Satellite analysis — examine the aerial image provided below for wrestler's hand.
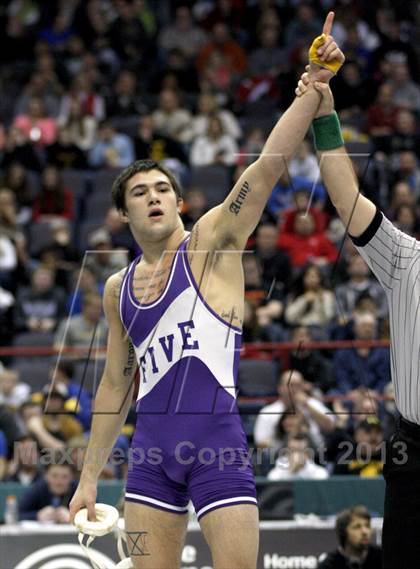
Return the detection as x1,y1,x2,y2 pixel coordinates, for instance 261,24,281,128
69,480,97,524
295,72,334,118
308,11,345,84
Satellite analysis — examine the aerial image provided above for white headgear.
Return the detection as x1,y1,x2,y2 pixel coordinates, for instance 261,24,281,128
74,504,133,569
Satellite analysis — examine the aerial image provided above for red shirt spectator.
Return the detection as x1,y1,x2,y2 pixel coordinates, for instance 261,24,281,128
196,22,247,75
32,166,74,222
367,83,399,136
278,213,338,268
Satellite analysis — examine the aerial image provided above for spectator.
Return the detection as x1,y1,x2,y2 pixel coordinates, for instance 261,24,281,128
14,266,67,333
108,0,152,65
134,115,188,165
32,165,74,222
158,5,208,60
5,435,43,485
0,368,31,410
273,407,313,451
254,222,291,296
21,390,83,453
0,402,26,459
392,151,420,200
190,114,238,167
242,298,286,343
18,452,77,522
237,127,265,167
192,93,242,141
248,25,286,78
54,292,107,350
334,417,384,477
278,212,338,270
288,141,320,183
285,264,336,333
267,172,326,221
288,326,334,393
281,188,328,235
318,505,382,568
0,188,28,292
332,312,391,396
85,228,127,285
386,180,416,221
66,267,104,316
374,109,420,159
47,126,88,169
333,62,370,120
389,61,420,112
13,97,58,147
2,162,38,225
41,384,84,442
48,361,92,431
253,369,334,450
152,89,193,144
267,433,329,480
196,22,247,76
39,12,74,51
106,70,148,118
58,72,105,125
37,221,80,291
243,253,284,326
103,207,136,256
335,254,388,321
59,97,97,152
284,4,320,49
181,188,209,232
394,204,418,237
366,83,399,136
0,428,8,479
2,126,43,172
89,121,135,168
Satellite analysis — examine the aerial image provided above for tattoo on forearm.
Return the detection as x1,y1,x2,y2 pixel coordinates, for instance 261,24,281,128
123,342,136,376
229,180,251,215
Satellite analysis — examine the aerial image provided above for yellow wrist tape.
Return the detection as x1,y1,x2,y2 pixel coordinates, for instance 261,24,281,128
308,34,343,74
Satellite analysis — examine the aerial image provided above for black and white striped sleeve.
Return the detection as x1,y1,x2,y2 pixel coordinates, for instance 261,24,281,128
349,208,418,292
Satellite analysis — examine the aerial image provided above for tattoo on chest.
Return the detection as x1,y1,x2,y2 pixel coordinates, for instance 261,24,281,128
229,180,251,215
132,266,171,301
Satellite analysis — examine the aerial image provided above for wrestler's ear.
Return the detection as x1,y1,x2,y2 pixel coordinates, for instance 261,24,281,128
177,197,184,214
119,208,130,224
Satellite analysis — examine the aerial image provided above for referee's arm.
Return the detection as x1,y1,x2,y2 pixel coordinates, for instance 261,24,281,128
315,134,376,240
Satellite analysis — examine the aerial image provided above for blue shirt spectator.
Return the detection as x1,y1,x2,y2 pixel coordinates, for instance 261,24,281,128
89,122,135,168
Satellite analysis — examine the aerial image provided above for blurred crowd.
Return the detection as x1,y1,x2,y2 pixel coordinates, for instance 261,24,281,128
0,0,419,521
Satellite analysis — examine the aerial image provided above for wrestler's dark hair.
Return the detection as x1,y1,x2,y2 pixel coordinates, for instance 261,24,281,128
336,506,371,547
111,159,183,212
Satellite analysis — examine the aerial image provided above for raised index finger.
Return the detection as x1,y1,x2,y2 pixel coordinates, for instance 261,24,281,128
322,11,335,36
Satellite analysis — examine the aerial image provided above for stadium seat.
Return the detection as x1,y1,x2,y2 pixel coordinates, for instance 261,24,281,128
28,222,54,256
91,169,124,196
12,358,52,392
77,219,103,254
237,359,278,396
189,165,231,208
13,332,55,348
84,192,113,222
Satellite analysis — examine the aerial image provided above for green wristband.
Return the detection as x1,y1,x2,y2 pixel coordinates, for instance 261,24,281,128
312,111,344,151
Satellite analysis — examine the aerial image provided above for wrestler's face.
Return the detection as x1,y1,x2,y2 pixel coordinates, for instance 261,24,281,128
123,169,183,240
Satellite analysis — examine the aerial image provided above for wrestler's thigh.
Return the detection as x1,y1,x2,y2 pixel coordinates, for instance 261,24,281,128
199,504,259,569
124,501,188,569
